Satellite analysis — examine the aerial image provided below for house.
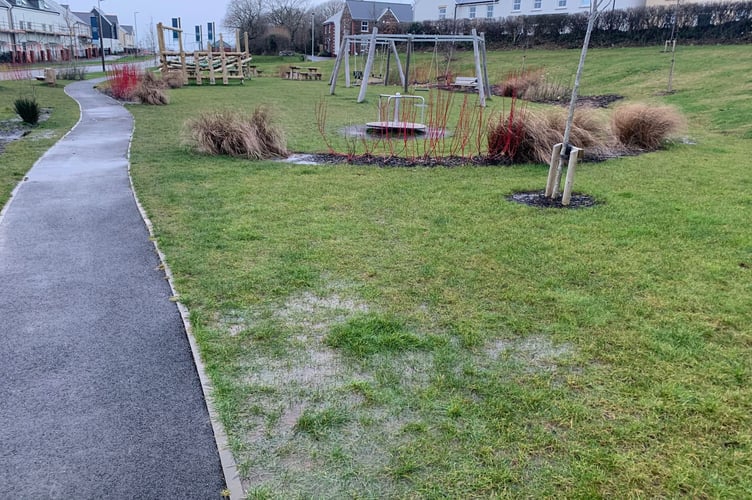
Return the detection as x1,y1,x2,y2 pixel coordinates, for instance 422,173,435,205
61,5,94,58
323,1,413,56
0,0,80,62
76,6,121,55
119,24,134,53
413,0,646,22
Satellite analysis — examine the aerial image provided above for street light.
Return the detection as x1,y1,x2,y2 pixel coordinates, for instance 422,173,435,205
134,11,139,56
97,0,105,71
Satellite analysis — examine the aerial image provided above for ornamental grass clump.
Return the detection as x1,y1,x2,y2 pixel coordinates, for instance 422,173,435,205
14,96,40,125
185,107,288,159
163,70,186,89
132,72,169,105
489,106,613,164
611,103,684,150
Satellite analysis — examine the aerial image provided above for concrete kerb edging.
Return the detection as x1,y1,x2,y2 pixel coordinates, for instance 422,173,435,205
125,116,246,498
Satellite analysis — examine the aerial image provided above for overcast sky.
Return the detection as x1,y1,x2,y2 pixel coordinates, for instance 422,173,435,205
61,0,250,51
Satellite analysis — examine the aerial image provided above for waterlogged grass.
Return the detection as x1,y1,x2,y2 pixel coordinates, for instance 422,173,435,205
0,80,79,207
128,45,752,497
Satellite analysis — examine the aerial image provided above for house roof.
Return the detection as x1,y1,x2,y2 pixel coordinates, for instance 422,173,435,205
7,0,60,11
71,11,91,24
346,1,413,23
120,24,133,35
105,14,119,25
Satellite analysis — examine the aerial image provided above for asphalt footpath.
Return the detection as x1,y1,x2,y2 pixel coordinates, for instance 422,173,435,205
0,80,228,497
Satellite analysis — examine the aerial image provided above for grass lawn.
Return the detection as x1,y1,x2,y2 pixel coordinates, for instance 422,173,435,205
7,44,750,497
0,80,80,208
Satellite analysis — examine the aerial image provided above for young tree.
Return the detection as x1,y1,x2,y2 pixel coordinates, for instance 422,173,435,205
545,0,614,203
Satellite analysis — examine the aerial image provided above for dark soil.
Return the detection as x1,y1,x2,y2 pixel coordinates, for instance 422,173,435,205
296,153,511,168
507,190,597,209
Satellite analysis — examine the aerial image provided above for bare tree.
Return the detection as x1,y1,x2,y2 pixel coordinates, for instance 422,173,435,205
314,0,344,21
267,0,312,52
223,0,268,44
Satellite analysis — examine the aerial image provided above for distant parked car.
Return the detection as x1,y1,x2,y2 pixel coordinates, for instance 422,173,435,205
278,50,295,57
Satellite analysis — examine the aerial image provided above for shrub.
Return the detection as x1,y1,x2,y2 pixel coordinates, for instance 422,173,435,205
611,103,684,150
107,63,141,100
488,98,527,161
184,107,288,159
132,73,169,105
499,69,571,102
14,97,40,125
163,69,186,89
488,105,614,164
57,65,86,81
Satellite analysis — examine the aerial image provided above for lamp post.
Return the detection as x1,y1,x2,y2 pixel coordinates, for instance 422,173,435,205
97,0,105,71
311,12,315,59
134,11,139,56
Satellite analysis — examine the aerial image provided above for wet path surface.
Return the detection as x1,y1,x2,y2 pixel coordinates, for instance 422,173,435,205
0,80,226,498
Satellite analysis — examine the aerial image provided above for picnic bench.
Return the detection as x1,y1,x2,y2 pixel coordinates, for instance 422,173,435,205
452,76,478,89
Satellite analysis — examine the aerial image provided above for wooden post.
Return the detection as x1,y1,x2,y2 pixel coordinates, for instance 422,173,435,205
208,42,215,85
471,29,486,107
357,28,378,103
545,143,564,198
177,27,187,82
561,147,583,206
194,51,202,85
235,29,240,54
220,34,228,85
156,23,168,75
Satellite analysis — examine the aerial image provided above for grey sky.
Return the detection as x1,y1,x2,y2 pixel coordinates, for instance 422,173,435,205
61,0,249,51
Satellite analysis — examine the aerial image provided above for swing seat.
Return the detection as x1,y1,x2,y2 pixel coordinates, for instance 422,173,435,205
353,70,363,80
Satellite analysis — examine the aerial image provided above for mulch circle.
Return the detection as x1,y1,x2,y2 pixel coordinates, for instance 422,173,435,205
507,190,597,209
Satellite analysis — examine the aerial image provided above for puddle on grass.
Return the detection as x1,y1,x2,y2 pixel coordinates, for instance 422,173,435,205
486,334,574,372
342,124,450,140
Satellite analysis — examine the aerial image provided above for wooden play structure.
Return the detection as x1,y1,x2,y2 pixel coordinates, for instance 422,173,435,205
157,23,254,85
329,28,492,107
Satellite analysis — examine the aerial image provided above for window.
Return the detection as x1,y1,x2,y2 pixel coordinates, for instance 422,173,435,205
581,0,591,6
534,0,542,8
361,21,369,32
487,5,494,17
513,0,521,10
469,6,476,18
558,0,567,6
439,6,447,20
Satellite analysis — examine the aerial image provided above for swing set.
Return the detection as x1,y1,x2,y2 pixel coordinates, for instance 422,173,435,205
329,28,492,107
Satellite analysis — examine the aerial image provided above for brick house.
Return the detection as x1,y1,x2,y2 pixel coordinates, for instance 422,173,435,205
323,1,413,56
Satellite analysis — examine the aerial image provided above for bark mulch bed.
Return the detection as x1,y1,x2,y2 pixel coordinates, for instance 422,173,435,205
507,190,597,209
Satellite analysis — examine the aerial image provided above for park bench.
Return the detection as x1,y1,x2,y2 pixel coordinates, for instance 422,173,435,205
452,76,478,89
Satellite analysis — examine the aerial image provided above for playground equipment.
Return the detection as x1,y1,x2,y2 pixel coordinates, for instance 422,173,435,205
157,23,254,85
366,93,427,134
329,28,491,107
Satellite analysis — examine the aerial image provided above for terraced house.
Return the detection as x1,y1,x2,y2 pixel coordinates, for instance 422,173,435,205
0,0,78,62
